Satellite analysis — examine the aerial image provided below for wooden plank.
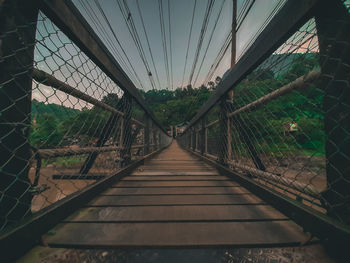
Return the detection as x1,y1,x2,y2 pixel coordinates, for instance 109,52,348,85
145,159,205,162
139,166,216,171
131,171,220,176
87,194,263,206
144,160,210,163
113,181,240,187
103,186,249,195
65,205,287,222
44,221,307,247
121,176,230,181
136,167,217,171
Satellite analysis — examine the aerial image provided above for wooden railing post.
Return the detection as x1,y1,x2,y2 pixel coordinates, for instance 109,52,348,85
201,118,206,155
191,129,195,151
227,116,232,160
0,0,39,222
218,98,232,165
187,132,190,148
144,115,150,155
119,118,124,148
205,125,208,154
152,126,157,152
315,0,350,223
158,131,162,149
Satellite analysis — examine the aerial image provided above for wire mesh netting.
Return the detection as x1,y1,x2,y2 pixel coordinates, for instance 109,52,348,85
0,9,171,232
179,3,350,225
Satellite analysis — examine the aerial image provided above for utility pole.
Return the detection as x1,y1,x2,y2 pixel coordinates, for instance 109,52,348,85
228,0,237,100
219,0,237,165
231,0,237,69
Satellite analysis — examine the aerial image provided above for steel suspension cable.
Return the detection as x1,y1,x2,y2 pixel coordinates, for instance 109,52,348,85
115,0,157,90
180,0,197,88
79,0,145,90
158,0,171,90
187,0,215,86
136,0,162,89
168,0,174,90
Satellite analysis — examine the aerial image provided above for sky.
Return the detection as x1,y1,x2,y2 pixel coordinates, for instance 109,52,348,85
69,0,288,91
34,0,321,111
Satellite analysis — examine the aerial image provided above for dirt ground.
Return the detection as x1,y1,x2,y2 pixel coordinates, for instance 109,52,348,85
29,166,100,212
17,244,338,263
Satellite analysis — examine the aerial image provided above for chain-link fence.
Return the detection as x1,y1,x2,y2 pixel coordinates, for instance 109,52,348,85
0,2,171,232
179,0,350,226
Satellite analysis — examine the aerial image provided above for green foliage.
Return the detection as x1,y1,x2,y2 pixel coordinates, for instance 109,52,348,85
101,93,119,108
139,85,213,127
30,102,109,148
229,53,325,157
42,155,86,168
29,53,325,158
31,100,79,121
63,108,109,139
30,113,65,148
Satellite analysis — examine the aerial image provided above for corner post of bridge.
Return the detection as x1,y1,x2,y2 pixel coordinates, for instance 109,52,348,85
152,124,157,152
191,127,196,151
201,118,206,155
315,0,350,223
144,114,150,155
158,130,162,149
218,95,233,166
0,0,39,222
189,129,192,150
119,117,124,154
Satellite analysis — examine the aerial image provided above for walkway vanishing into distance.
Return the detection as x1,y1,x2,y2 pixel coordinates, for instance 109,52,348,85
18,141,334,262
42,142,306,247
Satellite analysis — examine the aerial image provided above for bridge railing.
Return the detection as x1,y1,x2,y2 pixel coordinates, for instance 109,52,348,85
178,0,350,245
0,0,171,234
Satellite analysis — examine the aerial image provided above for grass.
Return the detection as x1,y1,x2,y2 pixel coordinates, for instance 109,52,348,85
42,155,87,168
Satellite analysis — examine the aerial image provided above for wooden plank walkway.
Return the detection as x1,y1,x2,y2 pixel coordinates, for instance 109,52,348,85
44,141,307,248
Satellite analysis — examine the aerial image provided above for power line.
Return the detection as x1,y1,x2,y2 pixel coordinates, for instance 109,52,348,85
181,0,197,89
135,0,162,89
183,0,253,122
168,0,173,90
78,0,145,90
158,0,170,90
88,0,146,90
203,0,254,85
237,0,285,60
187,0,215,86
193,0,227,88
115,0,157,90
237,0,255,31
183,0,222,122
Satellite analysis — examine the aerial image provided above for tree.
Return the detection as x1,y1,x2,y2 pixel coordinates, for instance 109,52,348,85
30,113,64,148
101,93,120,108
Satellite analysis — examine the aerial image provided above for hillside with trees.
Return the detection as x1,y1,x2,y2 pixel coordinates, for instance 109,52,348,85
30,53,324,156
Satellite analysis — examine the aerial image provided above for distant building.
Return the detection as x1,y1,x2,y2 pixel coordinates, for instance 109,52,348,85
175,122,190,137
283,122,298,135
